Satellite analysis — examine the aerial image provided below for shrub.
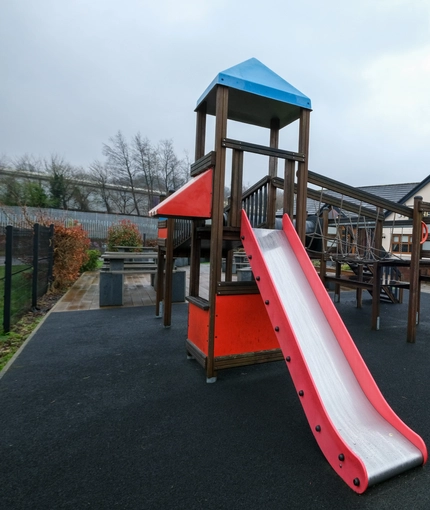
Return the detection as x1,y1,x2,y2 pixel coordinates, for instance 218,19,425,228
107,220,143,251
80,249,101,272
3,208,92,290
145,238,158,248
52,222,90,289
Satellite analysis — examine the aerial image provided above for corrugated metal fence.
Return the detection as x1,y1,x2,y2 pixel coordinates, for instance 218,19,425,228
0,207,158,248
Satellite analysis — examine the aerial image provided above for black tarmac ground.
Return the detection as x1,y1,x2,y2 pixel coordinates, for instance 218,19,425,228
1,292,430,509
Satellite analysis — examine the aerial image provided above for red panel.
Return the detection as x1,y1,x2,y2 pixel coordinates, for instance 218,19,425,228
187,302,209,355
149,169,213,219
214,294,280,356
158,227,167,239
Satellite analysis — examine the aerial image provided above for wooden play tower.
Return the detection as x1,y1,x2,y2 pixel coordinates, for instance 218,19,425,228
147,59,430,493
150,58,312,381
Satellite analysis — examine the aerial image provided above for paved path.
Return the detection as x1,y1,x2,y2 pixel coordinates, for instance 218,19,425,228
53,264,212,312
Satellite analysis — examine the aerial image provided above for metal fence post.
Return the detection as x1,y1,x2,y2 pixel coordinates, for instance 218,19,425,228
48,224,54,286
3,225,13,333
32,223,40,308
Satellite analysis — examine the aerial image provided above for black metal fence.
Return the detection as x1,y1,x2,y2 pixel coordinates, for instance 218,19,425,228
1,223,54,333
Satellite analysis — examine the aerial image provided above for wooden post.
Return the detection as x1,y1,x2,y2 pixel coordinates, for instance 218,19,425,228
225,250,234,282
155,193,167,317
407,196,423,343
230,149,244,228
374,208,384,259
283,159,295,221
195,105,206,158
320,209,328,287
371,261,381,330
156,250,165,317
224,148,244,283
356,264,363,309
296,109,311,244
207,85,228,382
334,260,341,302
267,118,279,229
189,224,201,297
189,106,207,298
163,216,175,327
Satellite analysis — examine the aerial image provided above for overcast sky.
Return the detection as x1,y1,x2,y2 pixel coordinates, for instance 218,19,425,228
1,0,429,188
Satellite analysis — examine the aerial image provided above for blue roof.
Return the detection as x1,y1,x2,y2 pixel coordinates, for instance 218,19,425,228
196,58,312,129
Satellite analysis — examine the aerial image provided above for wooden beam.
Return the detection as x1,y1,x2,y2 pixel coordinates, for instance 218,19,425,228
272,176,382,220
296,109,311,243
308,171,413,218
283,160,295,220
267,118,279,229
190,151,216,177
222,138,305,161
195,105,206,161
207,85,229,382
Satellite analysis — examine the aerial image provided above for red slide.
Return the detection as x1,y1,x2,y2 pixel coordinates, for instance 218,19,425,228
240,210,427,493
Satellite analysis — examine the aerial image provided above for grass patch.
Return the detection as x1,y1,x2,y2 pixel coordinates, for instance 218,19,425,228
0,289,67,372
0,320,42,371
0,265,33,329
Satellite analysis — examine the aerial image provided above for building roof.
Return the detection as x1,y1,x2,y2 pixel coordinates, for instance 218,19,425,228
358,182,419,205
195,58,312,129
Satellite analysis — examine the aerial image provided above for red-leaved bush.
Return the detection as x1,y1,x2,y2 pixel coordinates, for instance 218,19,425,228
52,221,90,289
107,220,143,251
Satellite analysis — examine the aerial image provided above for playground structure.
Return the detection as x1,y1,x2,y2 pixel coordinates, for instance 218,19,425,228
149,58,428,492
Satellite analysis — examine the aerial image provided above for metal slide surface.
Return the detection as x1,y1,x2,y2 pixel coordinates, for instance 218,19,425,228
240,211,427,493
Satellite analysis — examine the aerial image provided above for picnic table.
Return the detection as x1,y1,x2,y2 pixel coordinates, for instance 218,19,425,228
99,251,186,307
99,251,159,306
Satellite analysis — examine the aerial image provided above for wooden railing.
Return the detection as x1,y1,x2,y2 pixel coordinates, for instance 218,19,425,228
173,218,192,249
241,176,270,227
223,176,271,228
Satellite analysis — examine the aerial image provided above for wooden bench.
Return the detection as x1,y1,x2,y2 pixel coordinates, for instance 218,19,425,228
101,263,158,273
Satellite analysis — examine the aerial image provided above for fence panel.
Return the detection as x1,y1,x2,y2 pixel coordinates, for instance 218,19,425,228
1,224,54,333
0,207,158,249
3,226,33,332
32,224,54,307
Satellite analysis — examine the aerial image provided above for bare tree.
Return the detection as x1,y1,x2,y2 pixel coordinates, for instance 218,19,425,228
45,154,76,209
0,154,11,171
89,160,115,213
110,189,136,215
131,133,158,212
14,154,44,174
70,167,94,211
157,139,188,193
103,131,141,215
